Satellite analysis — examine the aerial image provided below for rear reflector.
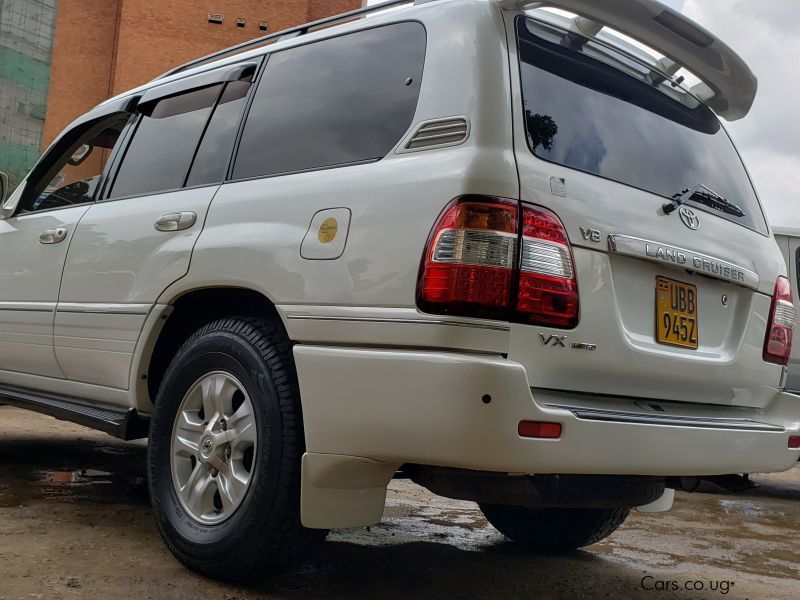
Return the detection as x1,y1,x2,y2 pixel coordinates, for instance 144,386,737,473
789,436,800,449
763,276,796,365
418,196,579,327
518,420,562,439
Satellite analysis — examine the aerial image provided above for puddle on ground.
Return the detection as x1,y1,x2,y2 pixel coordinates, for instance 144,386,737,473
717,498,772,518
0,466,148,507
0,436,148,507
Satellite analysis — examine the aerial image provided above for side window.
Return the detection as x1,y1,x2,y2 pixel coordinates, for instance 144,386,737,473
186,80,252,187
109,84,221,199
233,22,426,180
19,115,131,213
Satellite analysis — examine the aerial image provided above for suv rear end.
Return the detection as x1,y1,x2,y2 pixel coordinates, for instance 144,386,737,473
294,0,800,537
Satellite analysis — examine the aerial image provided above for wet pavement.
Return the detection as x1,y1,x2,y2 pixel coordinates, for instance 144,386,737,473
0,405,798,600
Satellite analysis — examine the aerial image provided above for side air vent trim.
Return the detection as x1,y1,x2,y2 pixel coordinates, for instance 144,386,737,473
397,116,470,153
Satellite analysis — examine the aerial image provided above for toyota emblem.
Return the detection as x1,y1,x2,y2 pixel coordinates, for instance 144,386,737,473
679,206,700,230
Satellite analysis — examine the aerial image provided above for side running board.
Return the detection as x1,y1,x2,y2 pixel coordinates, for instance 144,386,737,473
0,385,149,440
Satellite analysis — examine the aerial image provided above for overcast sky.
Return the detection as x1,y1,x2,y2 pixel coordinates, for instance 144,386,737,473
665,0,797,227
367,0,795,226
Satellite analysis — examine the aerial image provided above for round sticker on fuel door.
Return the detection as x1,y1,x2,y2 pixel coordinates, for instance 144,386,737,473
318,218,338,243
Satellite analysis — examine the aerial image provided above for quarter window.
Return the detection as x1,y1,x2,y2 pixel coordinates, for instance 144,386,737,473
110,84,221,199
233,22,426,180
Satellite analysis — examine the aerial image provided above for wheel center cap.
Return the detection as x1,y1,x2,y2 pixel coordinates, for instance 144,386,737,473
200,437,214,455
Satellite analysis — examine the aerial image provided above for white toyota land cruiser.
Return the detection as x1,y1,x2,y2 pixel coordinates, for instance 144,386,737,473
0,0,798,582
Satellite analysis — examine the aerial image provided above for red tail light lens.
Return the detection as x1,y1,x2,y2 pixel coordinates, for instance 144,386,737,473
418,197,518,320
763,276,795,365
418,197,579,327
516,205,579,328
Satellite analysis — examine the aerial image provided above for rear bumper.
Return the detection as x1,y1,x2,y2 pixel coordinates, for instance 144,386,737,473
294,346,800,477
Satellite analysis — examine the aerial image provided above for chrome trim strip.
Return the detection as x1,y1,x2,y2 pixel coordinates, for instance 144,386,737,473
549,404,784,432
56,303,151,316
608,234,759,290
284,314,511,332
0,302,56,313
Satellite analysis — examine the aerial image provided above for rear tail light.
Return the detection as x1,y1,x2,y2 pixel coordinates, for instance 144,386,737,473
517,205,579,328
418,198,517,320
763,276,795,365
418,196,579,327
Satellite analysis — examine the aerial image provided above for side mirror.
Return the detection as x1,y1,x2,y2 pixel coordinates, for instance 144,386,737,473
0,175,23,220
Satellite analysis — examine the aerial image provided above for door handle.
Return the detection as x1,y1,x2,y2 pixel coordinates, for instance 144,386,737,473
38,227,68,244
154,211,197,232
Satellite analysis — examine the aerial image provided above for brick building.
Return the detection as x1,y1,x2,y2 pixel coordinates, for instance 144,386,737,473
41,0,361,147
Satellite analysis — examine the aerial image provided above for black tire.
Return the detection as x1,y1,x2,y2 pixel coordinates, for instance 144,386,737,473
148,316,324,582
479,504,629,554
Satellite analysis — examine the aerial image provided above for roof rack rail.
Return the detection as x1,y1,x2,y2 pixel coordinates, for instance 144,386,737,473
154,0,416,81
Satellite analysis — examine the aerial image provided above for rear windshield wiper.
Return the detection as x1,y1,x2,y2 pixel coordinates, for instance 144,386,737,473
663,184,745,218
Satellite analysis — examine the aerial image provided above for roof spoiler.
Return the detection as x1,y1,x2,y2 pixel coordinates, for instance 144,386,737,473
496,0,756,120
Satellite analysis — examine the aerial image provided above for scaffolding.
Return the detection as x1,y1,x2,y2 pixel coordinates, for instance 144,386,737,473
0,0,57,189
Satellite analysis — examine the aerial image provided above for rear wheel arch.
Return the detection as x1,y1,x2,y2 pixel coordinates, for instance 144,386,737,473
143,287,290,405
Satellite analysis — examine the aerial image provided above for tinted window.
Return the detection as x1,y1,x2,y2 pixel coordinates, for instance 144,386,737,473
110,85,221,198
233,22,426,180
517,18,766,234
186,80,251,187
20,115,130,213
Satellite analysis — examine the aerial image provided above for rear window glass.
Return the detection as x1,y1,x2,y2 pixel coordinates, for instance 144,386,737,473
517,17,767,234
232,22,426,180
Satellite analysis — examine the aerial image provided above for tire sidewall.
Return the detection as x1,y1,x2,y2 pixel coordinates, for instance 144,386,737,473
149,328,284,556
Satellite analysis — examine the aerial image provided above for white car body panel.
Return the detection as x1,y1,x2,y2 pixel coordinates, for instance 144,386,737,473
55,186,218,389
0,202,89,378
295,345,799,474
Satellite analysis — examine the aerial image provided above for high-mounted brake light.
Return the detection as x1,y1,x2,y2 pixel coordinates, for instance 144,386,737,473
763,276,795,365
417,196,579,327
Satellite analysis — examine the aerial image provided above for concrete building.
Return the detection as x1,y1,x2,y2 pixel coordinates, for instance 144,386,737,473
0,0,361,188
0,0,57,188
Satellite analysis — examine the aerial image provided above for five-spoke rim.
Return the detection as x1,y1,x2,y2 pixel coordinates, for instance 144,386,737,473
170,371,258,525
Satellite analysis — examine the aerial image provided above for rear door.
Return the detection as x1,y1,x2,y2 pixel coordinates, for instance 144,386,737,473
506,14,785,408
56,63,259,389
